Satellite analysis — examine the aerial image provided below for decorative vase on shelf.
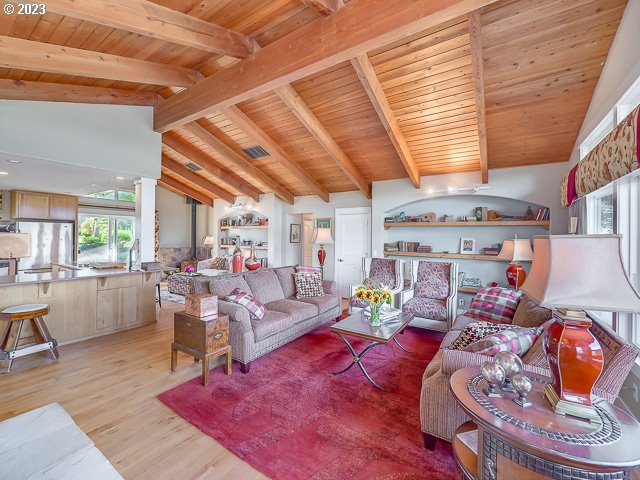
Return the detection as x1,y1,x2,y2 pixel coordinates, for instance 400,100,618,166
369,304,381,327
232,246,243,273
245,243,261,271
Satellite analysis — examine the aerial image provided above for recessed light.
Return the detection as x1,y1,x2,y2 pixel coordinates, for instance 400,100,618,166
116,176,125,180
7,159,20,164
447,187,456,192
90,183,99,187
0,171,8,175
427,188,434,194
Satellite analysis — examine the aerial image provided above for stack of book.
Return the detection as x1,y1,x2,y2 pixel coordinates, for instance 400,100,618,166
397,241,420,252
483,246,500,256
364,306,403,321
384,242,399,253
534,207,550,220
417,245,433,253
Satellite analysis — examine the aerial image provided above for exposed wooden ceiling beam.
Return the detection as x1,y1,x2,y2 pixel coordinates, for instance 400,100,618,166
0,35,198,87
162,155,235,204
159,173,214,206
40,0,255,58
301,0,344,16
350,54,420,188
468,10,489,184
162,132,261,202
222,105,330,202
154,0,501,132
0,79,159,106
275,84,371,198
183,122,295,205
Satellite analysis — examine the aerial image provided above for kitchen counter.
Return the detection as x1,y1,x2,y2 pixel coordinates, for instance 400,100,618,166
0,267,148,287
0,268,157,345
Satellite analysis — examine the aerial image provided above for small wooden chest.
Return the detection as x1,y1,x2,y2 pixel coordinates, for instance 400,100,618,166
185,293,218,318
171,311,231,386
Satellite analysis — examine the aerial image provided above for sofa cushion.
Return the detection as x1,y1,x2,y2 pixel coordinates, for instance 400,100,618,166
466,287,523,324
223,288,266,321
292,294,340,315
209,275,252,297
251,310,294,342
402,297,447,321
415,261,451,300
451,314,481,332
294,273,324,298
447,321,514,350
274,266,296,298
266,299,318,323
244,270,285,304
464,326,543,357
512,295,552,328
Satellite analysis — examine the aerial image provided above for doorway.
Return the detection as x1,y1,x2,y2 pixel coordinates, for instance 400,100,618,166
334,207,371,298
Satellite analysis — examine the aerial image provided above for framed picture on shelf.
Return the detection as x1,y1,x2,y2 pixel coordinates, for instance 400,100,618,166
460,238,476,254
315,218,331,229
290,224,301,243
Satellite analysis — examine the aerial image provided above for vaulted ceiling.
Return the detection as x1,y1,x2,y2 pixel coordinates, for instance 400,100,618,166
0,0,628,204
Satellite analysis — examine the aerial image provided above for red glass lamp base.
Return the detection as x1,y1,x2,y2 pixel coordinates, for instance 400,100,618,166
506,262,526,289
544,309,604,423
317,246,326,267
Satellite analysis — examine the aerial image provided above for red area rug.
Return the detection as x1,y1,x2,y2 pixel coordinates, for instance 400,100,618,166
158,321,455,480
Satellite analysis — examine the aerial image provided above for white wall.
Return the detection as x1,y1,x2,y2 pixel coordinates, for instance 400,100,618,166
568,0,640,165
0,101,161,179
285,214,303,266
156,187,212,249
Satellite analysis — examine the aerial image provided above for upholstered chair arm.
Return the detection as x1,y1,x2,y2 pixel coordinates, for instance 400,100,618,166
217,300,253,336
322,280,337,295
401,286,415,305
441,349,549,377
196,258,214,271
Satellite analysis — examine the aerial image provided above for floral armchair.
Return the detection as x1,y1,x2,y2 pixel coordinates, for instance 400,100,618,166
349,258,404,312
401,261,458,332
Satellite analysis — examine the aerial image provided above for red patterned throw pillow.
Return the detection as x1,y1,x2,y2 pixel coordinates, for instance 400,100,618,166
466,287,523,324
464,326,543,357
447,321,514,350
223,288,266,320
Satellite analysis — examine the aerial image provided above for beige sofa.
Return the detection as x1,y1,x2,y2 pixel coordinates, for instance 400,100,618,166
420,295,640,449
207,266,342,373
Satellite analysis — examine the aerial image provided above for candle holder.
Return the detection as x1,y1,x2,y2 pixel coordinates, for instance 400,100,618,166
494,351,523,393
481,361,505,398
512,373,533,407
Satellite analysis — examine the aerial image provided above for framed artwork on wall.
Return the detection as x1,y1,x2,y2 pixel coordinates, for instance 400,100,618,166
290,224,301,243
315,218,331,229
460,238,476,254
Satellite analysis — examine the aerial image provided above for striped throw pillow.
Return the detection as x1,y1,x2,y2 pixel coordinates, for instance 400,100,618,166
464,326,543,357
294,273,324,298
466,287,523,324
223,288,265,320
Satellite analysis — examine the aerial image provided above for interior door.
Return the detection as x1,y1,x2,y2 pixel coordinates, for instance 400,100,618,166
334,207,371,298
303,214,314,266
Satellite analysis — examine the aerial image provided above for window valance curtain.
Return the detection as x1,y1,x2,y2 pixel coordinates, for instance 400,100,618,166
560,104,639,207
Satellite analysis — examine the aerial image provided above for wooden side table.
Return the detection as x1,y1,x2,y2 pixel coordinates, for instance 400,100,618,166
171,311,232,386
450,367,640,480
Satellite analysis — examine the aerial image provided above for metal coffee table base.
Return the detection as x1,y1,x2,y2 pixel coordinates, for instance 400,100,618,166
330,333,411,390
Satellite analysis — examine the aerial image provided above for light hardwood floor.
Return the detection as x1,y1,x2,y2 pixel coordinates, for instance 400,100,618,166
0,301,267,480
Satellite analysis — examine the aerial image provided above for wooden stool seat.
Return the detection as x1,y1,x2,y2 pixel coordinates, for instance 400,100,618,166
0,303,58,373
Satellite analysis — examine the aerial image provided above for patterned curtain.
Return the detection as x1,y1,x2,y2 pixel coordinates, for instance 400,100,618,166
154,210,160,261
561,104,639,207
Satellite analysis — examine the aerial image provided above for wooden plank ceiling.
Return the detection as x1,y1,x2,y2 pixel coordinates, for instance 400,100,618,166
0,0,627,203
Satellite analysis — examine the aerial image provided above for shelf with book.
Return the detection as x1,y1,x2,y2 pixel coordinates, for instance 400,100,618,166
384,220,550,230
458,287,480,294
382,251,528,262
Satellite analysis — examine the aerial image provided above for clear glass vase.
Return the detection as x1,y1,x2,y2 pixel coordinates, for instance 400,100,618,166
369,304,381,327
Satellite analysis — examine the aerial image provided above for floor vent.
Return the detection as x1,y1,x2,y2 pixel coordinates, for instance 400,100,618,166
185,162,203,172
242,145,270,159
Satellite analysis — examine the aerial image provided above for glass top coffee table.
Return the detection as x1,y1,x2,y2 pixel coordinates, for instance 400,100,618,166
329,310,414,390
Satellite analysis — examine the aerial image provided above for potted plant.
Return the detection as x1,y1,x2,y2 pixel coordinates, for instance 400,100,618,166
354,285,392,326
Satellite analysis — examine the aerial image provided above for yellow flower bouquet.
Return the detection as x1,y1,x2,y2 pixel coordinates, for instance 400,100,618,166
355,285,392,326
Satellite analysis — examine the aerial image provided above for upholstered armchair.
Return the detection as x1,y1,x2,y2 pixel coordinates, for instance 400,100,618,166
401,261,458,332
348,258,404,312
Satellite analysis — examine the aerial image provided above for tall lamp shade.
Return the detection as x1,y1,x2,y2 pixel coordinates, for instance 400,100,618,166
312,227,334,276
202,235,216,246
497,237,533,289
521,234,640,422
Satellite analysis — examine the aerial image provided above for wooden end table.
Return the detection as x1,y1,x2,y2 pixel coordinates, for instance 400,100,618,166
450,366,640,480
171,311,232,387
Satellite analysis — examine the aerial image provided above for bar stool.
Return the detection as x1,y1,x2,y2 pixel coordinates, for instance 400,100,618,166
0,304,59,373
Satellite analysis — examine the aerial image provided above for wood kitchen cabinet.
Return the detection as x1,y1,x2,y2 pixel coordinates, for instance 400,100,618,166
10,190,78,221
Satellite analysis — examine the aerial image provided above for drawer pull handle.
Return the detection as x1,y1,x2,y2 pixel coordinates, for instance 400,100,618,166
213,333,222,340
186,322,192,327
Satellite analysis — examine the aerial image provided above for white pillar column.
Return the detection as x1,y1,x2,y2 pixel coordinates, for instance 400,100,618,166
134,177,157,263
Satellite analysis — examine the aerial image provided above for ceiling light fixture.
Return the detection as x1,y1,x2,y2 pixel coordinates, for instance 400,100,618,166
425,185,491,195
90,183,99,187
427,188,434,194
0,171,8,175
116,176,125,180
7,159,21,164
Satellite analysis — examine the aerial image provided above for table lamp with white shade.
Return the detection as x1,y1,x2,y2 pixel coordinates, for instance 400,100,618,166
497,236,533,289
521,234,640,422
311,227,334,277
202,235,215,256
